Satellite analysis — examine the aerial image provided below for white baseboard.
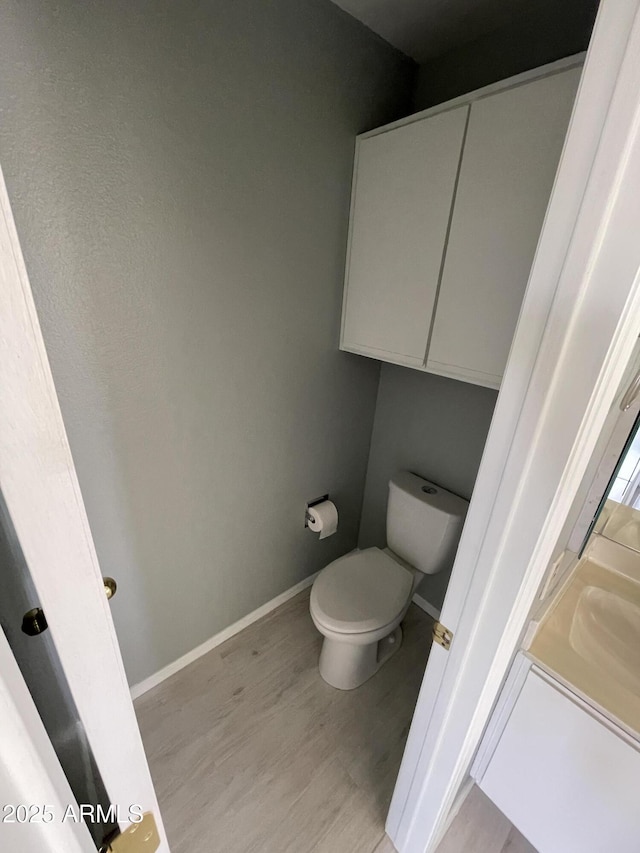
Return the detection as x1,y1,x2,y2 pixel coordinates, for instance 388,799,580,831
412,592,441,621
130,571,319,700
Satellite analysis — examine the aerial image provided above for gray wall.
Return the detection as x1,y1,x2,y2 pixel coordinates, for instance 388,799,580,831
0,0,414,685
358,368,497,611
414,0,598,109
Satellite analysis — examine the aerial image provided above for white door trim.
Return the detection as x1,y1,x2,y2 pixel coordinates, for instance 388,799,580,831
387,2,640,851
0,164,168,848
0,628,94,852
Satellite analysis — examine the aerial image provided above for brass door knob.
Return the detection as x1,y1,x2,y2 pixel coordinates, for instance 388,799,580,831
103,577,117,600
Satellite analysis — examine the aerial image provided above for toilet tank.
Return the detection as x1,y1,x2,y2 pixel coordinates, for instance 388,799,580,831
387,471,469,575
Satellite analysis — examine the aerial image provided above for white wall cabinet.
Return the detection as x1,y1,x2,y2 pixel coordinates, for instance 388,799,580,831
340,60,582,388
427,67,582,387
341,106,469,368
473,666,640,853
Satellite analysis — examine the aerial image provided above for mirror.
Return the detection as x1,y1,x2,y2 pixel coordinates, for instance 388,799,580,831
591,412,640,552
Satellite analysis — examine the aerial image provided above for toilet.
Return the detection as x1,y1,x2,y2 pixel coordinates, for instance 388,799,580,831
310,471,469,689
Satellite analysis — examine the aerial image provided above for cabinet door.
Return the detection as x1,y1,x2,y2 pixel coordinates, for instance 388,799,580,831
340,107,468,368
427,67,581,387
478,670,640,853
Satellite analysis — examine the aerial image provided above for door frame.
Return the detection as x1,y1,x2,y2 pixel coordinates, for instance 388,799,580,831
0,627,95,853
387,1,640,850
0,165,168,848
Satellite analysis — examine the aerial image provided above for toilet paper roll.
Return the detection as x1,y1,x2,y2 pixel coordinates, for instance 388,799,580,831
307,500,338,540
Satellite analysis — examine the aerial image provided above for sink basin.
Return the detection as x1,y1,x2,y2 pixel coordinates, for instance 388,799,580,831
569,585,640,695
529,537,640,736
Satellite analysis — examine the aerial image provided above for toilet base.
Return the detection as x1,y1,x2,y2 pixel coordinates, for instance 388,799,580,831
318,625,403,690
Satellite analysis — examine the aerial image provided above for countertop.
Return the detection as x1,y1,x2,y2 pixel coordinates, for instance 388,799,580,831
528,535,640,737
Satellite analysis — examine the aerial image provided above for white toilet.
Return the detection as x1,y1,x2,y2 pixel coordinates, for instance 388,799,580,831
310,471,468,690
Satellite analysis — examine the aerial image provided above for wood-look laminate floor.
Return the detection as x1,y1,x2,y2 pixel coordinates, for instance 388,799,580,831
135,589,433,853
436,787,537,853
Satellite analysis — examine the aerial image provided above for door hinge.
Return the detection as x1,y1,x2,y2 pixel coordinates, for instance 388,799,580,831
432,621,453,650
101,813,160,853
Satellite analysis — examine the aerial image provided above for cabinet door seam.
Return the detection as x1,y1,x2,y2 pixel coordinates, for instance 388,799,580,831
422,104,472,368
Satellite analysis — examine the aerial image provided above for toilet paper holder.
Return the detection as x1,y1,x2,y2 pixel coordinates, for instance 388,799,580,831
305,494,329,527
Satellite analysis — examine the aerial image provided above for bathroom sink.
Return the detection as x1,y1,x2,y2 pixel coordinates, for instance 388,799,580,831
569,586,640,696
529,536,640,736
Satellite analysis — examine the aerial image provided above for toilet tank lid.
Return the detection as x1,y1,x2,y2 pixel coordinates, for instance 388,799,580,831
389,471,469,519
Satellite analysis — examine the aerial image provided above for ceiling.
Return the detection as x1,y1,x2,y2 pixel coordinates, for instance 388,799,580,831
331,0,574,63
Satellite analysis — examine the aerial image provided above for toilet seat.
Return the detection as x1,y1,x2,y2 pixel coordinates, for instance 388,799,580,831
310,548,414,635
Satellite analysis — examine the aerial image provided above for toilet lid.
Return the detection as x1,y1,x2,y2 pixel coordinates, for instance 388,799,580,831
310,548,414,635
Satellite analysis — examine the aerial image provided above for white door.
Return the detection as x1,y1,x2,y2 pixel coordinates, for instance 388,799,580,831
0,625,97,853
0,163,169,851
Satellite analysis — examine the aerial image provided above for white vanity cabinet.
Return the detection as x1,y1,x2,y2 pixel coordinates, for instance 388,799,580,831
340,60,582,388
473,663,640,853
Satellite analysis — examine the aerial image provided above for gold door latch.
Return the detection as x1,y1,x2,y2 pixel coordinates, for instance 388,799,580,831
432,621,453,650
101,812,160,853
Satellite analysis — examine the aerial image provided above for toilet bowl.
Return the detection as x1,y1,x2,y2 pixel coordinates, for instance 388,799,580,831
310,471,469,690
310,548,418,690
